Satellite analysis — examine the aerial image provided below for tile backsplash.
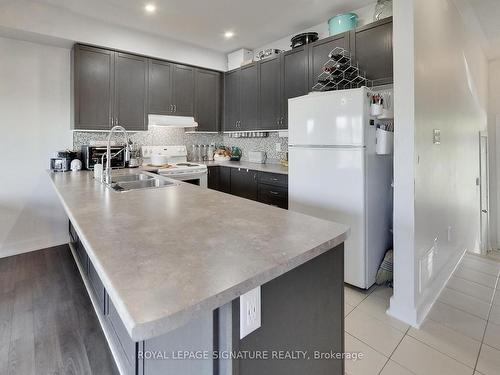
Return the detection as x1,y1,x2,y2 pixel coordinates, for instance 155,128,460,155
73,128,288,163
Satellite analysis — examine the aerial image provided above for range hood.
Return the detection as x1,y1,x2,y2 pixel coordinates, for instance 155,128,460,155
148,114,198,128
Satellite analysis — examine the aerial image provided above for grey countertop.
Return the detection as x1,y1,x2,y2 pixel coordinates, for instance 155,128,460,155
49,170,348,341
200,160,288,175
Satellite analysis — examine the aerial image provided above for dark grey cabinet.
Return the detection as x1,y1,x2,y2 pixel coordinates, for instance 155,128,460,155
230,168,258,200
148,61,195,117
148,59,173,115
74,43,220,132
222,18,393,131
88,259,106,313
172,64,195,116
219,166,231,193
239,63,259,130
257,172,289,209
224,70,241,131
308,33,350,88
73,45,114,130
351,17,393,86
194,69,221,132
115,53,148,131
259,56,282,130
208,166,232,193
207,166,220,190
74,46,148,131
281,46,309,125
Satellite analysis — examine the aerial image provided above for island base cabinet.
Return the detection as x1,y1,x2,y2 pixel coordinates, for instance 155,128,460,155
143,313,214,375
225,244,345,375
68,219,343,375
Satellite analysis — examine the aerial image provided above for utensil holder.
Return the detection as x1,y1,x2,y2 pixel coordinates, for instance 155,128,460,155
376,128,394,155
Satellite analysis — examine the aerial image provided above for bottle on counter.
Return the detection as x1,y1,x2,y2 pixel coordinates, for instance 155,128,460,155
207,144,215,161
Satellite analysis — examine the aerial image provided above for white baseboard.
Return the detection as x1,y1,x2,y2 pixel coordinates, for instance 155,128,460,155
0,233,69,258
387,248,467,327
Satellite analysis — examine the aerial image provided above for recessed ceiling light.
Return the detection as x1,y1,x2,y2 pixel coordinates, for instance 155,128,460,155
144,3,156,13
224,31,235,39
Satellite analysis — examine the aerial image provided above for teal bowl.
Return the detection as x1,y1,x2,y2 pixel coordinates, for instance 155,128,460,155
328,13,358,36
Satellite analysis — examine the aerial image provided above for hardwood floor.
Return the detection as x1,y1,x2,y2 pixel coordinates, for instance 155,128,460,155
0,245,118,375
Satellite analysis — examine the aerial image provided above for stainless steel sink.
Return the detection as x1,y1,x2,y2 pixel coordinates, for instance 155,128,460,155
111,176,177,192
111,173,153,183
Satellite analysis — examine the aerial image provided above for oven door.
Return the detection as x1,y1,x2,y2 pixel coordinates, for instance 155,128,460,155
161,172,207,188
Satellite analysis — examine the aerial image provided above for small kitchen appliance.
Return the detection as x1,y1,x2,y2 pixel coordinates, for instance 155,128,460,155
142,145,208,187
248,151,267,164
81,145,127,170
50,150,77,172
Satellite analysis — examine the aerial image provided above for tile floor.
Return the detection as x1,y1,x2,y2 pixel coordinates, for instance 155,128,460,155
344,252,500,375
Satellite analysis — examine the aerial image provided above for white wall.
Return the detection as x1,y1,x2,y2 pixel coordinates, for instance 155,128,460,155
489,60,500,249
389,0,489,326
252,2,377,58
0,37,72,257
0,0,227,71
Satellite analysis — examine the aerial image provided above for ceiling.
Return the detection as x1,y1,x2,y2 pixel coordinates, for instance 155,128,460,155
32,0,374,53
462,0,500,60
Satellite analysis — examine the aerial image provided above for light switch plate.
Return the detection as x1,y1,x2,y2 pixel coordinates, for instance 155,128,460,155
240,286,261,339
275,143,282,152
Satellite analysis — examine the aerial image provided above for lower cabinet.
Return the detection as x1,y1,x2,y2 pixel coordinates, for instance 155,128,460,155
207,166,230,193
207,167,288,208
107,298,139,375
88,260,106,314
230,168,258,200
67,220,344,375
258,184,288,209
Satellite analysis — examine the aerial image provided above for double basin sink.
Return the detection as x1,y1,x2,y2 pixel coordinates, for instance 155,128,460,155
110,173,177,192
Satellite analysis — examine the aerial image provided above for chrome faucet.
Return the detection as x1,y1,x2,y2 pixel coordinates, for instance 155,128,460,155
103,125,130,185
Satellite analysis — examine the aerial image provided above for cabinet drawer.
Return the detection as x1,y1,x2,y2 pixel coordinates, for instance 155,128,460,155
88,260,106,314
258,172,288,187
258,184,288,209
107,299,137,373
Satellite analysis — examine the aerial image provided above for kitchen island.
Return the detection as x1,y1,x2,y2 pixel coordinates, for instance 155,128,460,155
49,170,349,375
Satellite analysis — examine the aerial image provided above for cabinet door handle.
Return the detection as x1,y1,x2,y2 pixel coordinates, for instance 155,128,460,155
174,104,177,112
270,191,279,195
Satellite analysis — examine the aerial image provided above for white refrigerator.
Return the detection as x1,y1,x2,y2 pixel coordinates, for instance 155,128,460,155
288,88,393,289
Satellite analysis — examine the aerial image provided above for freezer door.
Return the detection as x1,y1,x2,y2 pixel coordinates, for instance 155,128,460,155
288,146,366,288
288,88,368,147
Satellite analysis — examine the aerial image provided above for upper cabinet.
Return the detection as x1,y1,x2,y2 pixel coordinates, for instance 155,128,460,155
73,46,148,131
259,56,282,130
223,17,393,131
148,59,173,115
350,17,393,86
281,46,309,125
73,44,220,131
114,53,148,131
308,33,350,88
171,64,195,116
73,45,114,130
239,63,259,130
148,61,195,116
223,69,241,131
194,69,221,132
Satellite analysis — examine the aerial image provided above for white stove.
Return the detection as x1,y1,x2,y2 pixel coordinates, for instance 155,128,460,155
141,145,208,187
